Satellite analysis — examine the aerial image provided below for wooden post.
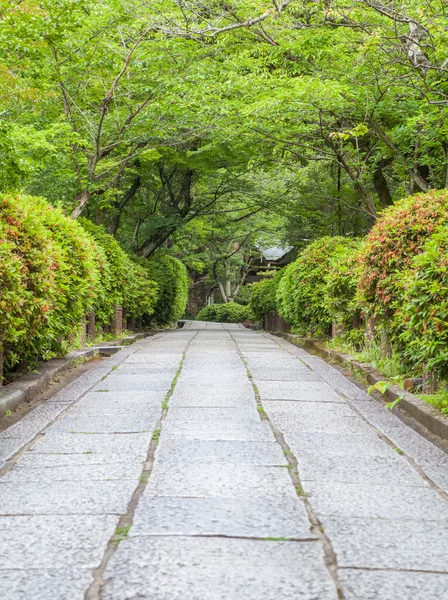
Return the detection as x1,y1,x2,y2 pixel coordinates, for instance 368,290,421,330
87,311,95,340
122,308,127,332
111,305,123,337
128,316,136,331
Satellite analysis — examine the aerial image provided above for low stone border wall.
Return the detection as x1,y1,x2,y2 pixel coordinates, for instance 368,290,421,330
0,331,162,418
274,332,448,442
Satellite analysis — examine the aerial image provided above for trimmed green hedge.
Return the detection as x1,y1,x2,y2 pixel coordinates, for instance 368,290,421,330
249,269,285,321
358,190,448,322
277,237,357,335
197,302,250,323
0,194,171,380
79,219,158,325
0,195,101,373
143,255,189,326
394,226,448,379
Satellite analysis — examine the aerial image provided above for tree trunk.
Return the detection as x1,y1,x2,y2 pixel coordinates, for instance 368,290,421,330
373,158,394,207
71,189,91,219
379,327,392,358
365,316,376,345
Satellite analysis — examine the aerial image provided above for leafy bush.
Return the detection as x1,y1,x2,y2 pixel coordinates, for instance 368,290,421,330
324,239,363,328
358,190,448,322
277,237,356,335
78,219,128,326
0,195,101,374
197,302,249,323
195,305,219,321
143,254,189,326
36,200,101,354
394,226,448,380
249,269,285,321
123,261,159,320
234,285,252,306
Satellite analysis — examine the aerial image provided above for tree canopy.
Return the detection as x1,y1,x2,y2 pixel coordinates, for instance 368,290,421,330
1,0,447,276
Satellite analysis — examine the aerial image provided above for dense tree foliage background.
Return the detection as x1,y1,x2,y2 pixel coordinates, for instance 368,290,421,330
1,0,447,295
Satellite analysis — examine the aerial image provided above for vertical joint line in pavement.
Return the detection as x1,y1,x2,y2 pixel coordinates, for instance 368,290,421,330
85,330,199,600
228,330,346,600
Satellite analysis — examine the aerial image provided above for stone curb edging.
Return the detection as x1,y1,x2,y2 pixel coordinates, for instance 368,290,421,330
273,332,448,442
0,330,164,418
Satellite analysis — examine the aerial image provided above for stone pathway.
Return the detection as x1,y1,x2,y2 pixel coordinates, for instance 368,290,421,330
1,322,448,599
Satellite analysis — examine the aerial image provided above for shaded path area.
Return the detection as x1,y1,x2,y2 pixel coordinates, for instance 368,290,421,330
1,323,448,599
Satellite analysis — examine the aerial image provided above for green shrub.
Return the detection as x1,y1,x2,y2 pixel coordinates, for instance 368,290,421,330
324,239,363,329
197,302,249,323
234,285,252,306
195,305,219,321
143,255,189,326
0,195,101,375
358,190,448,322
78,219,128,326
277,237,356,335
123,261,159,320
394,226,448,380
249,269,285,321
36,199,101,354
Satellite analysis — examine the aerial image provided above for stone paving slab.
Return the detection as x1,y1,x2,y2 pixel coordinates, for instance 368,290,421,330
29,432,151,459
145,464,296,498
44,412,159,433
154,439,287,466
74,389,166,406
166,406,260,422
322,516,448,571
16,451,143,468
161,420,275,441
298,452,427,486
93,373,174,392
250,368,322,382
1,461,142,482
264,401,372,434
0,514,117,568
0,403,68,440
257,381,343,401
0,569,94,600
0,480,137,515
0,438,29,465
131,496,314,539
102,537,338,600
304,481,448,520
339,569,448,600
285,431,399,459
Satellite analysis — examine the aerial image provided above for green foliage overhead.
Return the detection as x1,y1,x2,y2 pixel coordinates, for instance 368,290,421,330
277,237,357,335
143,255,189,326
196,303,250,323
